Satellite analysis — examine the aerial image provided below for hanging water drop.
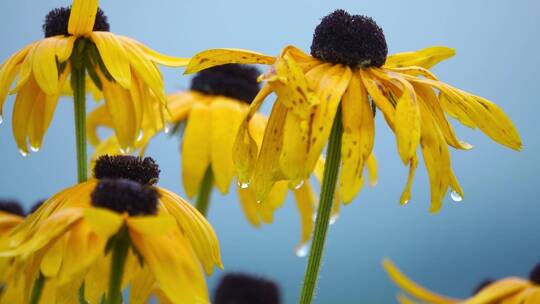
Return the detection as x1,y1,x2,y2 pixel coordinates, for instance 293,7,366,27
293,180,305,190
295,244,310,258
402,199,409,205
163,125,170,134
329,214,339,225
137,131,144,141
0,114,3,125
237,181,250,189
18,149,28,157
30,145,40,152
450,191,463,202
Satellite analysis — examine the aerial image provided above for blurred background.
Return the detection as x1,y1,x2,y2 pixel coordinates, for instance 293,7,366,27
0,0,539,303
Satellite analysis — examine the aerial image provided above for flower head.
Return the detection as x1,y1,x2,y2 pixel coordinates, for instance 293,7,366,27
0,0,189,155
185,9,521,212
384,259,540,304
2,155,222,303
214,273,281,304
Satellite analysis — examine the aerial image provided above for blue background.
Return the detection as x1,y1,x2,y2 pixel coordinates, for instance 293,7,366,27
0,1,539,303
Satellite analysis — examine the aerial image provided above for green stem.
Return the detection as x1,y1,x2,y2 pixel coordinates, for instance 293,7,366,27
195,168,213,217
78,283,88,304
72,65,87,183
29,272,45,304
299,105,342,304
106,228,130,304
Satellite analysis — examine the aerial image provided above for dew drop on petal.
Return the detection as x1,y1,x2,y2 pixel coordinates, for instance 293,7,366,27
237,181,250,189
137,131,143,142
295,244,310,258
18,149,28,157
163,125,170,134
293,180,305,190
0,114,3,125
30,145,40,152
402,200,409,205
450,191,463,202
329,214,339,225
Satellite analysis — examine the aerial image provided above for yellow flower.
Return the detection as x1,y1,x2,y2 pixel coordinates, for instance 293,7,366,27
0,201,25,294
184,9,521,212
87,65,367,254
2,155,221,303
384,259,540,304
0,0,188,155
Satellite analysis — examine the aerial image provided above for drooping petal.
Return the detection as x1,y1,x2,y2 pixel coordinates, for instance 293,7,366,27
233,85,273,185
68,0,98,36
465,278,531,304
83,207,123,237
383,259,461,304
14,43,38,93
158,188,223,274
120,36,190,67
384,46,456,69
55,36,76,62
86,104,113,146
127,215,176,236
129,228,209,304
400,156,418,205
210,97,244,194
279,111,310,182
360,69,396,130
281,45,323,72
293,183,316,252
91,32,132,88
0,43,33,114
366,153,378,187
339,73,374,203
185,49,275,74
237,186,261,227
182,102,212,198
129,265,155,304
40,235,67,277
419,101,451,212
32,37,60,95
258,181,288,223
250,101,288,202
12,76,40,154
167,91,200,123
304,65,352,175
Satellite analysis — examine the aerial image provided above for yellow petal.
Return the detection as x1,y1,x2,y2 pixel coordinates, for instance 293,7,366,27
360,69,396,129
524,288,540,304
120,35,190,67
383,259,461,304
14,43,38,93
158,188,223,274
465,278,531,304
100,72,138,150
83,207,123,238
40,235,67,277
129,228,209,304
55,36,76,62
281,45,323,72
237,186,261,227
86,104,113,146
0,43,33,114
233,85,273,185
167,91,199,123
91,32,131,88
258,181,288,223
279,111,310,181
32,37,60,95
366,153,378,187
396,294,419,304
304,65,353,175
57,219,108,285
339,73,374,203
400,156,418,205
127,215,176,236
250,101,288,201
12,76,40,154
182,102,212,198
293,183,316,252
129,265,156,304
419,101,451,212
68,0,98,35
185,48,275,74
384,46,456,69
210,97,244,193
261,53,319,119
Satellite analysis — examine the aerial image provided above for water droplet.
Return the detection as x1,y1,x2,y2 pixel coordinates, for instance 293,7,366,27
163,125,170,134
18,149,27,157
0,114,3,125
450,191,463,202
137,131,144,141
30,145,40,152
256,200,262,204
312,212,317,222
293,180,305,190
329,214,339,225
402,200,410,205
295,244,310,257
237,181,250,189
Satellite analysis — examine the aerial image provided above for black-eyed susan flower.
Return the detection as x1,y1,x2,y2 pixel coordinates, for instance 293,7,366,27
0,200,25,292
185,9,521,303
3,155,221,304
87,65,356,254
0,0,188,182
384,259,540,304
185,9,521,211
213,273,281,304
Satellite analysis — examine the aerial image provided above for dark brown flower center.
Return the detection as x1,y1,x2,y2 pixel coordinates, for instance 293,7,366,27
43,6,110,38
214,273,281,304
91,178,159,216
190,64,260,104
530,263,540,285
0,200,25,216
310,9,388,68
93,155,160,186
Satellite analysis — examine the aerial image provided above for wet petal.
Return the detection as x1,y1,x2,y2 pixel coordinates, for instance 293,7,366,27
400,156,418,205
12,76,40,154
237,186,261,227
293,183,316,251
258,181,288,223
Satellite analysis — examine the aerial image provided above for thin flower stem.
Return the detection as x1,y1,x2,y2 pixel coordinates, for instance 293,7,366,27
299,105,342,304
72,65,88,183
107,228,130,304
29,272,45,304
195,168,214,217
